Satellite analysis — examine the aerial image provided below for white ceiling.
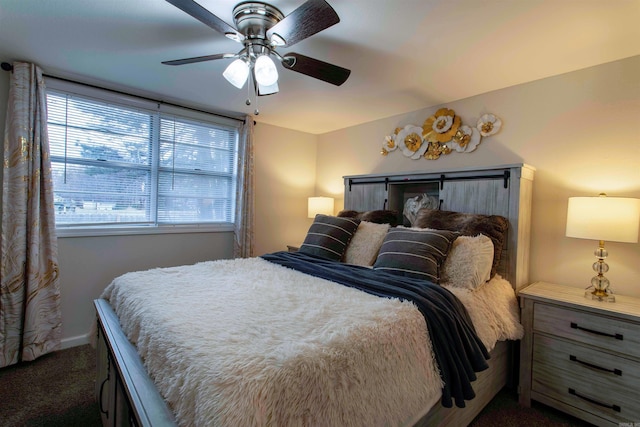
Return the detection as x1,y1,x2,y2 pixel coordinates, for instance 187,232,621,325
0,0,638,134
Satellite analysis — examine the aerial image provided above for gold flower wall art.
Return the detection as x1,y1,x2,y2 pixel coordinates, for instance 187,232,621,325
381,108,502,160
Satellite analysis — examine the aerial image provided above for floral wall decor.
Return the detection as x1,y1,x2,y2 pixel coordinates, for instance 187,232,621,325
381,108,502,160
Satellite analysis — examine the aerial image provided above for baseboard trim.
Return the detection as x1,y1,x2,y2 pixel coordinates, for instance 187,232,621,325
61,333,90,349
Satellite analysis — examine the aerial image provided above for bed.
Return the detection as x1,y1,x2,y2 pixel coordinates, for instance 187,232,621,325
94,163,535,427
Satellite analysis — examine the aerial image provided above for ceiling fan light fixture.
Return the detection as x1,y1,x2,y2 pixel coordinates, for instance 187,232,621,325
254,54,279,86
258,80,279,96
223,58,250,89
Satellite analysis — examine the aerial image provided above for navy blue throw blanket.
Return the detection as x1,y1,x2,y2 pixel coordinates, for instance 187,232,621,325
261,251,490,408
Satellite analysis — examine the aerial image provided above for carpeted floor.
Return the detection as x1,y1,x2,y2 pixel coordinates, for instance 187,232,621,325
0,345,100,427
0,344,594,426
470,388,593,427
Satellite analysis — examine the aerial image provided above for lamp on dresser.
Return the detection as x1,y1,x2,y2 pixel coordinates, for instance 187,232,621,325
308,197,335,218
565,193,640,302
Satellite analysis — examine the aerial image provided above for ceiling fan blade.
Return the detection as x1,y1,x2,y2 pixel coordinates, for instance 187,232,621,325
162,53,233,66
282,53,350,86
165,0,242,41
267,0,339,47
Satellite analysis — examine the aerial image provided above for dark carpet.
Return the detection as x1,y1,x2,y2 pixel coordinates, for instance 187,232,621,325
470,388,593,427
0,345,100,427
0,345,593,426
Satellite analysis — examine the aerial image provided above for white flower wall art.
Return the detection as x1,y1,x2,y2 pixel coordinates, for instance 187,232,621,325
382,108,502,160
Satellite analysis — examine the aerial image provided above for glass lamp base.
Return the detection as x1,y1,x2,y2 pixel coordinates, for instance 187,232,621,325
585,289,615,302
587,266,615,302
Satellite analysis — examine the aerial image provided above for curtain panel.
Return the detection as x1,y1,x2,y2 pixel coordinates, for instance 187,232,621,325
233,116,255,258
1,62,61,367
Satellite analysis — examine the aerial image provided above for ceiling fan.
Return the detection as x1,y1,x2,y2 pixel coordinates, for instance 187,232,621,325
162,0,351,108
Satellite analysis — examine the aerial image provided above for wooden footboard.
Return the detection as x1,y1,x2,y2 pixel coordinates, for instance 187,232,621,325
95,298,511,427
95,299,175,427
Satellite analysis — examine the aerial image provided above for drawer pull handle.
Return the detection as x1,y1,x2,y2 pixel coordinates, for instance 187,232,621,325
568,388,621,412
569,355,622,376
99,376,109,417
570,322,623,340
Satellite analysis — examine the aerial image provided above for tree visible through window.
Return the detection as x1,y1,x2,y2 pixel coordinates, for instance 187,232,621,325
46,80,241,231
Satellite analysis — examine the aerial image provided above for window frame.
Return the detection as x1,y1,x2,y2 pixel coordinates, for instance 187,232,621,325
46,78,243,238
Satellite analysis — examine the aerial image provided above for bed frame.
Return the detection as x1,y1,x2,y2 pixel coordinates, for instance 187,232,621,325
94,163,535,426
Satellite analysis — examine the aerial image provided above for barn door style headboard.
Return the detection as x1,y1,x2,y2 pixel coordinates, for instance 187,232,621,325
343,164,535,291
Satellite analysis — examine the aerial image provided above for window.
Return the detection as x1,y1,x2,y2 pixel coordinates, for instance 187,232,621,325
45,78,243,236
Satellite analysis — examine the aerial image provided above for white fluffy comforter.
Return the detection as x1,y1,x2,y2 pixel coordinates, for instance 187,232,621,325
101,257,523,427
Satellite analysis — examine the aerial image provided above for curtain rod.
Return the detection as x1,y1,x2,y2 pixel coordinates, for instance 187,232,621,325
1,62,248,124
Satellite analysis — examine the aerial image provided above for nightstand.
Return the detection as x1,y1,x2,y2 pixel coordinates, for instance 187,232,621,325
518,281,640,426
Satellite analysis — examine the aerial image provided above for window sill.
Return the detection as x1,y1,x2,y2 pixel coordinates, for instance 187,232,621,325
55,223,235,238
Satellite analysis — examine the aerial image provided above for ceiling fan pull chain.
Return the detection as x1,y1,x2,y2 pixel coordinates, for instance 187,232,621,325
246,67,252,106
254,87,260,116
244,69,259,115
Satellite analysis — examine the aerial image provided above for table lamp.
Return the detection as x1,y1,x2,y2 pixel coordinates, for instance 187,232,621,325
565,194,640,302
308,197,335,218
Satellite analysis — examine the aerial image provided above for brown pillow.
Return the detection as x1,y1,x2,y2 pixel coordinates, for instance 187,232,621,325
337,210,359,218
337,210,399,226
414,208,508,278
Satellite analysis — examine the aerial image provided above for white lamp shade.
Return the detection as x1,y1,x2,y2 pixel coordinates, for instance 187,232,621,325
254,55,278,86
257,80,279,96
566,196,640,243
223,59,249,89
308,197,334,218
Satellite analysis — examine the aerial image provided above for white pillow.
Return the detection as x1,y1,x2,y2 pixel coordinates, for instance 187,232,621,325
441,234,494,289
344,221,390,266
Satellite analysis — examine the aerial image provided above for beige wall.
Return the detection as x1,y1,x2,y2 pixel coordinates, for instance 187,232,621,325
316,55,640,298
253,123,318,255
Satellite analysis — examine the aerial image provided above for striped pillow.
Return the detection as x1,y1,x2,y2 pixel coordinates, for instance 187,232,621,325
373,228,459,283
299,215,361,261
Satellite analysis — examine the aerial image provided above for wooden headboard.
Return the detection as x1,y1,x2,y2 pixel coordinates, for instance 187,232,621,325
343,163,535,291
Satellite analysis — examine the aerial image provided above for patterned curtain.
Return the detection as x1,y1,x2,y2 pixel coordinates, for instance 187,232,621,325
233,116,255,258
1,62,61,368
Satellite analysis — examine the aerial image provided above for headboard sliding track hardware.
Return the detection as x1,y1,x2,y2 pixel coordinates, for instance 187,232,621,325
348,171,511,192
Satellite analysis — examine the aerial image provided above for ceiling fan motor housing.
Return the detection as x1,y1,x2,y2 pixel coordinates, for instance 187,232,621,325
233,2,284,41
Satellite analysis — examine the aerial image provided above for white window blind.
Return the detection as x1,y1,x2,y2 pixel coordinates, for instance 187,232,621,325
46,78,242,234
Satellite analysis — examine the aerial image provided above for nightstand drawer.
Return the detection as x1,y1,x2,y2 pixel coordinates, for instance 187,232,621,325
520,282,640,426
532,334,640,423
533,303,640,356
